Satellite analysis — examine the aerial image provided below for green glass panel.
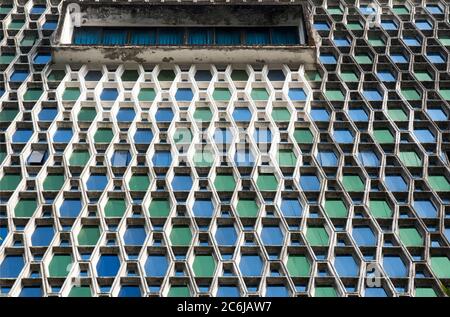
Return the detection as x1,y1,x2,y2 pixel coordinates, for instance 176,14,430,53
77,108,97,122
168,286,191,297
340,71,359,82
286,255,310,277
327,7,343,15
148,199,171,217
173,128,192,144
62,87,81,101
401,88,421,101
236,199,259,217
368,37,385,46
231,70,248,81
325,89,345,101
0,150,6,164
77,226,101,246
69,286,92,297
428,176,450,192
324,199,348,218
369,200,392,218
355,54,372,64
399,228,423,247
69,150,90,166
0,5,13,14
272,108,291,121
439,89,450,101
193,150,214,167
347,22,363,30
138,88,156,101
387,108,408,121
213,88,231,101
157,70,176,81
305,71,322,82
392,6,409,14
342,175,365,191
193,255,216,277
306,226,329,246
9,20,25,30
430,256,450,279
399,151,422,167
94,128,114,143
439,36,450,46
170,226,192,246
21,34,37,46
373,129,394,144
47,70,66,81
128,174,150,191
315,287,337,297
0,174,21,190
193,107,213,122
43,174,65,191
277,149,297,167
415,288,437,297
214,174,236,191
104,199,127,217
121,70,139,82
414,71,432,81
0,109,19,122
293,128,314,143
23,88,42,101
256,174,278,191
0,54,15,64
251,88,269,101
48,254,72,277
15,199,37,218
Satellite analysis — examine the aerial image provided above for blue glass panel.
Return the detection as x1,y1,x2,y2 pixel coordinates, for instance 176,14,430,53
152,151,172,167
118,286,141,297
261,226,284,245
280,198,303,217
214,128,233,145
102,29,127,45
310,108,330,121
415,20,432,30
427,53,445,63
38,108,58,121
426,5,443,14
314,22,330,31
288,88,307,101
358,151,379,167
53,128,73,143
31,5,46,15
0,255,25,278
96,255,120,277
383,256,407,278
239,255,263,276
267,70,285,81
12,129,33,143
86,174,108,191
233,108,252,122
254,128,272,143
19,287,42,297
334,37,350,46
216,29,241,45
300,174,321,191
334,255,359,277
172,175,193,191
381,20,397,30
403,36,421,46
42,21,57,30
73,28,101,45
348,108,368,121
317,151,338,166
413,200,437,218
0,226,7,246
320,54,337,64
217,286,240,297
427,108,447,121
31,226,55,246
271,28,299,45
363,89,383,101
215,226,237,246
359,6,375,14
33,53,51,64
157,28,184,45
155,108,174,122
234,149,254,167
10,70,29,82
116,108,135,122
188,28,213,45
352,227,376,246
145,255,168,277
130,29,156,45
266,285,289,297
123,226,147,245
377,70,396,82
365,288,388,297
333,129,354,143
413,129,435,142
111,151,131,167
100,88,118,101
134,129,153,144
175,88,193,101
385,175,408,192
60,199,82,218
193,199,214,217
390,53,408,63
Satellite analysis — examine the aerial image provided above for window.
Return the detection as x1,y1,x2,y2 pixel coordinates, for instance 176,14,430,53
60,199,83,218
217,286,240,297
145,255,168,277
317,150,338,166
111,150,131,167
300,174,321,191
413,200,437,218
333,129,354,143
20,287,42,297
193,199,214,217
86,174,108,191
96,254,120,277
239,255,263,276
0,255,25,278
27,150,48,165
215,226,238,246
152,150,172,167
266,285,289,297
383,255,408,278
352,226,376,246
334,255,359,277
155,108,174,122
171,175,193,191
31,226,55,246
385,175,408,192
233,107,252,122
53,128,73,143
261,226,284,245
134,129,153,144
358,151,380,167
116,108,135,122
123,226,147,245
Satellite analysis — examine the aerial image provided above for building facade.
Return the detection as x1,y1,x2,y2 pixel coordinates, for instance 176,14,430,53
0,0,449,297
